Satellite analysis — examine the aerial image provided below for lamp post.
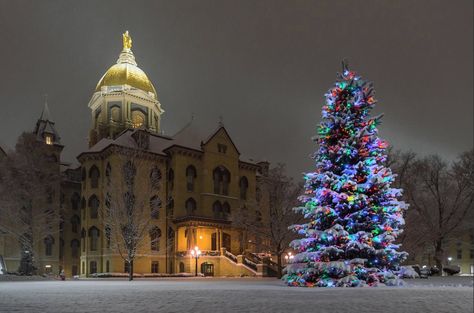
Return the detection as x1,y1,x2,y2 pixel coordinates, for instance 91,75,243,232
190,246,201,277
284,252,294,264
447,257,452,265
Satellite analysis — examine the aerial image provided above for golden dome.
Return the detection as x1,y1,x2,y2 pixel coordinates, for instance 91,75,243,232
95,31,157,96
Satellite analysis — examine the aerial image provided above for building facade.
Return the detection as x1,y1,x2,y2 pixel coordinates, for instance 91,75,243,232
0,31,271,277
75,31,270,277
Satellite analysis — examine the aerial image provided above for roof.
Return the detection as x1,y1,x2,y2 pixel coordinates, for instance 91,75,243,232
79,119,262,167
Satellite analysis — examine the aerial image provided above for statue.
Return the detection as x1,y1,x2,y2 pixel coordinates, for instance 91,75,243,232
123,31,132,50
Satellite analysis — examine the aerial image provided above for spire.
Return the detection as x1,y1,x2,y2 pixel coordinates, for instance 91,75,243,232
40,94,52,121
34,96,61,146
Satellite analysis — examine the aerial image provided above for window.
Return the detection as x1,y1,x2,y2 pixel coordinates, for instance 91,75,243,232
123,161,136,187
71,193,80,210
89,165,100,188
167,197,174,217
81,262,85,275
255,210,262,223
186,165,197,192
44,235,54,256
239,177,248,200
213,201,223,219
88,195,99,219
222,202,231,219
150,196,161,219
81,228,86,252
111,106,121,122
45,134,53,145
105,163,111,185
90,261,97,274
71,239,80,258
131,110,145,128
151,261,159,273
71,215,80,233
89,227,100,251
213,167,230,195
457,249,462,259
149,227,161,251
150,166,162,191
105,225,111,249
81,197,86,219
179,262,185,273
124,261,130,273
168,169,174,191
185,198,197,215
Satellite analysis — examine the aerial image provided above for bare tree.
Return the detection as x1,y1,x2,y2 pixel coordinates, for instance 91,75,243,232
401,150,474,269
0,133,61,274
235,164,303,278
101,148,162,281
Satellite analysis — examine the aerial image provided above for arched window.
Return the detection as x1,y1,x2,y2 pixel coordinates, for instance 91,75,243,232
131,110,145,128
149,227,161,251
111,106,121,122
88,195,99,219
71,193,80,210
44,235,54,256
89,165,100,188
81,228,86,252
123,161,136,187
239,177,248,200
222,202,231,220
89,227,100,251
167,197,174,217
105,162,111,185
105,225,111,249
185,198,197,215
213,166,230,195
212,201,223,219
186,165,197,192
179,262,185,273
70,215,80,233
168,168,174,191
90,261,97,274
150,166,162,191
150,196,161,219
71,239,80,258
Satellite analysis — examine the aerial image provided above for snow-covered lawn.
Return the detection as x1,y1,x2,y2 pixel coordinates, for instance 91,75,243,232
0,277,472,313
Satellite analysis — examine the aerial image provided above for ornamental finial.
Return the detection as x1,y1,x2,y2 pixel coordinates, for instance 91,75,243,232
123,31,132,50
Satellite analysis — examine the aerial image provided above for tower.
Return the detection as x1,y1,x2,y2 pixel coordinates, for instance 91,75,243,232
88,31,164,147
34,98,62,147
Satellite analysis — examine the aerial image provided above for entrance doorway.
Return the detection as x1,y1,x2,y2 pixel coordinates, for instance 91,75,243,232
201,262,214,276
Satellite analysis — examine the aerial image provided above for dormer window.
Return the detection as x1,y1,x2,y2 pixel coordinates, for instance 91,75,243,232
45,134,53,145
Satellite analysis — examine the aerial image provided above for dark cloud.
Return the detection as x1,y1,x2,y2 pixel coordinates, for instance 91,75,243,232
0,0,472,178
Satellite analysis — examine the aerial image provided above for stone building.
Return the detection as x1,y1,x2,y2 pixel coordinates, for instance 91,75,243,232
77,31,270,277
1,31,272,277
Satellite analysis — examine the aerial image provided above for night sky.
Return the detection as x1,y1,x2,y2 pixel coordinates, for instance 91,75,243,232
0,0,472,178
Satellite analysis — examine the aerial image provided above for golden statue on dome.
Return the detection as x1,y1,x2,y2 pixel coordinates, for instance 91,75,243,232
122,31,132,50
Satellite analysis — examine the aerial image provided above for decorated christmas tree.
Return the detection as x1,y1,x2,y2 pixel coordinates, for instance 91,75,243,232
284,63,408,287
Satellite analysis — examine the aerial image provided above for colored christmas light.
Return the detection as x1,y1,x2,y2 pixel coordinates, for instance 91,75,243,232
284,63,408,287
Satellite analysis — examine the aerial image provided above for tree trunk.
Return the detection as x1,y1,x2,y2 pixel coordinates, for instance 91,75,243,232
128,260,134,281
276,252,283,279
433,240,444,275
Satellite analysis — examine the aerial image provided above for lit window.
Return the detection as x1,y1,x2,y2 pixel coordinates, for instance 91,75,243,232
45,135,53,145
131,111,144,128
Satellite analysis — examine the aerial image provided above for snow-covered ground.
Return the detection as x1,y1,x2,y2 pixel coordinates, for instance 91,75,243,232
0,277,472,313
